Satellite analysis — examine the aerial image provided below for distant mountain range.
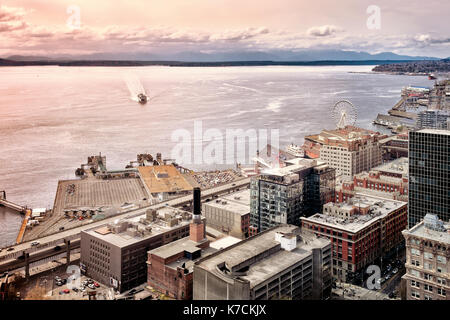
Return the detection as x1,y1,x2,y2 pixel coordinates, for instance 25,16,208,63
4,49,440,62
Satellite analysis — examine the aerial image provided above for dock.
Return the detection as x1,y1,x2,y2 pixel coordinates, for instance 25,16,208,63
0,191,26,213
15,209,31,244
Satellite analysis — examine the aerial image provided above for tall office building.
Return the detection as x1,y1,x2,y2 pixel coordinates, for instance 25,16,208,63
302,126,385,178
250,158,335,234
408,129,450,228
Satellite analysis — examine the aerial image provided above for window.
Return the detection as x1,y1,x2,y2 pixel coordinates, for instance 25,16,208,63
424,274,433,281
424,284,433,292
410,269,420,277
411,248,420,256
411,280,420,288
437,277,446,285
424,262,433,270
411,259,420,267
437,266,446,273
424,252,434,260
437,288,446,297
437,255,447,263
424,295,432,300
411,291,420,299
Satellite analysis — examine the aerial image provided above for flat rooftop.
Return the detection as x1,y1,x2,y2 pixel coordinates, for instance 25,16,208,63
416,128,450,136
196,225,329,288
83,206,193,248
54,178,149,212
404,219,450,244
303,194,407,233
372,157,408,176
261,158,322,177
209,236,242,250
204,189,250,216
149,236,208,260
138,165,193,194
306,126,381,143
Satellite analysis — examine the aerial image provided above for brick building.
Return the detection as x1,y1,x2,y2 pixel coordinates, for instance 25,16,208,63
336,157,408,202
301,194,407,282
146,218,211,300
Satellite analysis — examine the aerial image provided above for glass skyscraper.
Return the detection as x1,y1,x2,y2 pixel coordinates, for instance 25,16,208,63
250,159,335,233
408,129,450,228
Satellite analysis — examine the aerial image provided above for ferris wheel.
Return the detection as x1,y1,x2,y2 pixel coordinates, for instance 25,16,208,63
331,100,357,129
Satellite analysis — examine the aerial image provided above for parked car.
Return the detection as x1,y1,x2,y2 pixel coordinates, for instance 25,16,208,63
392,268,398,274
59,227,65,231
7,248,14,251
94,282,100,288
88,284,95,289
31,241,40,247
63,289,70,294
72,288,79,292
385,274,391,280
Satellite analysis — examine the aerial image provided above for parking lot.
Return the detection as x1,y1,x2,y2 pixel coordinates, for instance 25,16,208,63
48,269,114,300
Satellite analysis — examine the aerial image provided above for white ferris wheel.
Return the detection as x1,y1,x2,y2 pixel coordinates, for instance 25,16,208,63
331,100,357,129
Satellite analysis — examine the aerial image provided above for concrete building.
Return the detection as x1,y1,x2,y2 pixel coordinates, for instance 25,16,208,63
302,126,385,178
193,225,332,300
80,206,201,292
250,158,335,234
301,194,407,282
336,157,408,202
416,110,450,130
402,214,450,300
409,129,450,228
202,189,250,239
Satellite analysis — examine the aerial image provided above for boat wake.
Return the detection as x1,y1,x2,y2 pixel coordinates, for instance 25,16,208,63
124,73,147,102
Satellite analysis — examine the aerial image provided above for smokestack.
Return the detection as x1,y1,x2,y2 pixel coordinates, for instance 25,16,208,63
190,187,205,242
193,187,201,218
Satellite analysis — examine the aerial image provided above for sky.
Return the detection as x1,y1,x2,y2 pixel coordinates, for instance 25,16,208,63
0,0,449,58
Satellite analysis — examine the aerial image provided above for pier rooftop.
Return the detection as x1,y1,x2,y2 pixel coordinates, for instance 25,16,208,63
23,177,150,241
138,165,193,194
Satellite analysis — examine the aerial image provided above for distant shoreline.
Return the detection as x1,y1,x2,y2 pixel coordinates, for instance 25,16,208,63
0,59,430,68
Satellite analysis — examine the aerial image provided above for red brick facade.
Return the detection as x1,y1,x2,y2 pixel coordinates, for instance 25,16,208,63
302,204,407,277
147,240,209,300
189,222,205,243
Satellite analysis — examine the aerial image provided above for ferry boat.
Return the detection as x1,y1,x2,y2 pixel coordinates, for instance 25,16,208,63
137,93,148,104
285,143,304,158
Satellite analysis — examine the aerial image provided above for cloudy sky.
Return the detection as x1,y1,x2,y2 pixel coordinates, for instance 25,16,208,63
1,0,449,58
